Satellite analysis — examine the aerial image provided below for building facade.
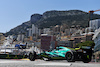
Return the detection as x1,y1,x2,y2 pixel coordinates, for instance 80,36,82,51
41,35,57,51
17,34,25,42
27,28,32,37
0,33,5,45
93,28,100,52
92,28,100,61
43,28,51,34
32,24,39,35
89,19,100,31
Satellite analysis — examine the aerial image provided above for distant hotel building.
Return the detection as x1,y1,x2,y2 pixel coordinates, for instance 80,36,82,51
17,34,24,42
27,28,32,36
32,24,40,36
89,19,100,31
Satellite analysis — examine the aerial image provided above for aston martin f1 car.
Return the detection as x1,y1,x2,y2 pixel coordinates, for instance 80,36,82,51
28,46,93,63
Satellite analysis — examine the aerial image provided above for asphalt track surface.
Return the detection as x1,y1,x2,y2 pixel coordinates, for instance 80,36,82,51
0,59,100,67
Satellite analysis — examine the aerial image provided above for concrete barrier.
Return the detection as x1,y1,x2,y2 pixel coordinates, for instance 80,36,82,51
0,54,27,59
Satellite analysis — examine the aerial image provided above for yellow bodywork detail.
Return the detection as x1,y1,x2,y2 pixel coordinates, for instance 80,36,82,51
6,55,10,59
87,55,89,59
14,55,18,59
75,48,80,50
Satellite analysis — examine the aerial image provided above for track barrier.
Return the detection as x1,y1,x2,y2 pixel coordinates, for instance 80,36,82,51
0,54,27,59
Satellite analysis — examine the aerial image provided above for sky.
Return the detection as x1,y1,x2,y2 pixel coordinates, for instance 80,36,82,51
0,0,100,33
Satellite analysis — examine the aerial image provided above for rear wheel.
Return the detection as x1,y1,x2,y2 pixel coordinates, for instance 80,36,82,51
66,52,75,62
82,55,91,63
29,52,36,61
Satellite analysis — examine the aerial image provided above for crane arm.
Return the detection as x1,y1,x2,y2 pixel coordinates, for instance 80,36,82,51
89,9,100,13
94,9,100,12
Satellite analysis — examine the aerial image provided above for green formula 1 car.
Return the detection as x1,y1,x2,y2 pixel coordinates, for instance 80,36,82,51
28,46,93,63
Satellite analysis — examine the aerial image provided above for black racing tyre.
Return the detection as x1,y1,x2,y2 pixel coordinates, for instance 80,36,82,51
29,52,36,61
65,52,75,62
82,55,91,63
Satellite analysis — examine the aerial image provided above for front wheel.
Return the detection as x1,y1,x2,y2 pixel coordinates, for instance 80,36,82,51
29,52,36,61
65,52,75,62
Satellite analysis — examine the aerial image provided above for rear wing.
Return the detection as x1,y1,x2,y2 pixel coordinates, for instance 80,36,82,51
81,46,91,49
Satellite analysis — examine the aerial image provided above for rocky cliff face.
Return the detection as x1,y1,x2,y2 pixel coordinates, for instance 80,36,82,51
36,10,91,28
42,10,86,19
6,10,100,35
31,14,42,23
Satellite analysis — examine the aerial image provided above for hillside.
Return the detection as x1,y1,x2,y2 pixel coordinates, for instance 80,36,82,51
6,10,100,35
36,10,100,28
6,14,42,35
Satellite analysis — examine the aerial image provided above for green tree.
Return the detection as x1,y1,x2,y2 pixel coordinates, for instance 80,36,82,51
76,41,95,48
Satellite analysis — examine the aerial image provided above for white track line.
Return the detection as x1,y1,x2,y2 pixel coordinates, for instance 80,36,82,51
35,62,72,66
0,61,22,63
